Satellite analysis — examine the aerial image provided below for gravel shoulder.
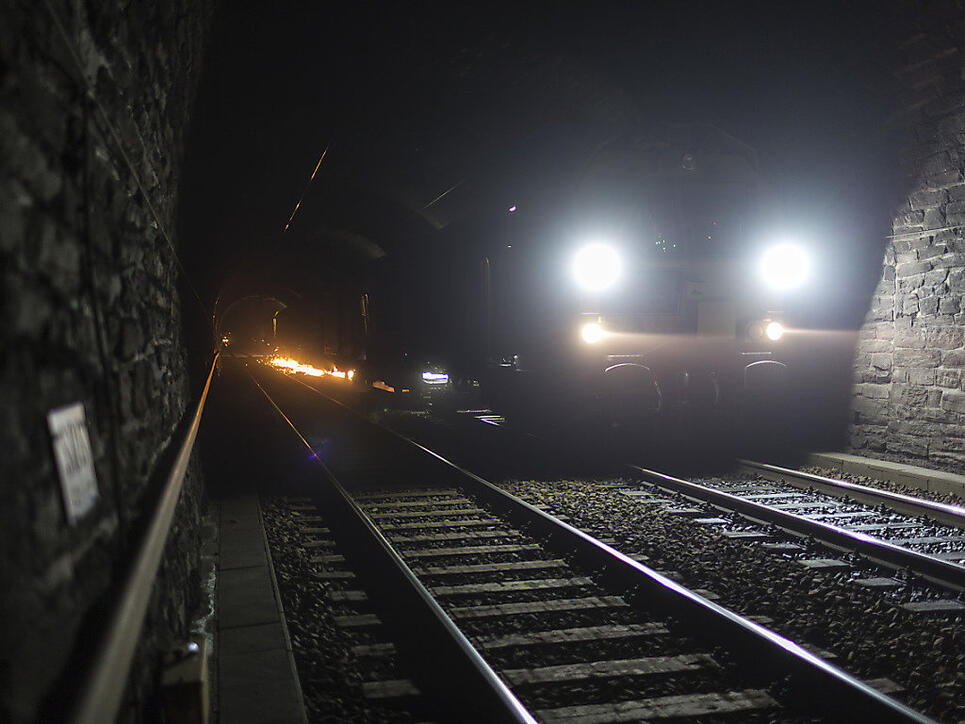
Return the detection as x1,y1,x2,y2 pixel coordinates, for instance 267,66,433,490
801,465,965,509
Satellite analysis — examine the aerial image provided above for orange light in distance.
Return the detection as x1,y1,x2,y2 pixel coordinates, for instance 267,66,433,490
269,356,355,381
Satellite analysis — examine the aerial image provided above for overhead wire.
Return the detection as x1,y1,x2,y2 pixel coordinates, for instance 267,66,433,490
284,145,330,231
421,178,467,210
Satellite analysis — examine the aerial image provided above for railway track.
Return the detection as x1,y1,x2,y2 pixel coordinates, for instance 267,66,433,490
353,486,776,723
251,365,932,723
736,459,965,530
626,462,965,596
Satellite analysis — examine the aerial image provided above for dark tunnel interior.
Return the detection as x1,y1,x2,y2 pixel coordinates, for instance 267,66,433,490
177,1,909,450
4,1,965,722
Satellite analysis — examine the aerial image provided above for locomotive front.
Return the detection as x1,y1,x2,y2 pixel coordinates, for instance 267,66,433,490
565,130,809,421
484,126,814,428
569,237,808,422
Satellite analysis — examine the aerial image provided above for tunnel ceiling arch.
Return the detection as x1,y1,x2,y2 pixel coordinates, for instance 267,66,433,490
280,172,446,261
213,265,309,335
211,249,376,346
216,294,291,335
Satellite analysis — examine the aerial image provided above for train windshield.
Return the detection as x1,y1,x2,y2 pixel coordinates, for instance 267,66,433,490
641,179,752,259
681,181,750,257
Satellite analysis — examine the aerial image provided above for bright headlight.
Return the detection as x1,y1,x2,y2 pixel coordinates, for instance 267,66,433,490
581,323,606,344
422,371,449,384
572,243,621,292
765,321,784,341
760,243,809,290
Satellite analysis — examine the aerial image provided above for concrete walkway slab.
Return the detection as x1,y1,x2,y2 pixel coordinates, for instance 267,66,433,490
220,679,306,724
221,648,299,686
806,451,965,498
217,494,307,724
219,566,278,630
220,622,288,656
221,502,270,570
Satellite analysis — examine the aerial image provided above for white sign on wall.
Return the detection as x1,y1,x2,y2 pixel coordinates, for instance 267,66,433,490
47,402,100,524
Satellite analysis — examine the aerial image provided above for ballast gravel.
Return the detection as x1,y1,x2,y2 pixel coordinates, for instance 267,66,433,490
500,478,965,723
262,501,424,724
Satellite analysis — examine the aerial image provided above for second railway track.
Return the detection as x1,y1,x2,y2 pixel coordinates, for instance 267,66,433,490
626,461,965,595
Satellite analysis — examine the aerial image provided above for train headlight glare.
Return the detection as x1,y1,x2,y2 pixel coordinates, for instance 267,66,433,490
765,321,784,341
572,243,621,292
760,243,809,290
581,323,606,344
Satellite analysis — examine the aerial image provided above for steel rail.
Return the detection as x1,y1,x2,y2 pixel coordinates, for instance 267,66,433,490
270,367,933,723
71,352,219,724
631,465,965,594
738,459,965,530
246,370,536,724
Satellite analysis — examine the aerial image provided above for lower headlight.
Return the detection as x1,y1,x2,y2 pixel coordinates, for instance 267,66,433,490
581,323,606,344
746,319,784,343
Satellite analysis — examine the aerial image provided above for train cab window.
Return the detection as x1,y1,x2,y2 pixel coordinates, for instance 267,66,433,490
680,182,749,257
640,185,682,257
638,175,752,259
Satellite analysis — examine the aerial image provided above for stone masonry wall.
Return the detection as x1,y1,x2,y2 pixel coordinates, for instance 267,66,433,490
0,2,211,722
850,2,965,471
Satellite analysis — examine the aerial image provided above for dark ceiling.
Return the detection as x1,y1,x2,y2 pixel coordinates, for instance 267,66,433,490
180,0,904,326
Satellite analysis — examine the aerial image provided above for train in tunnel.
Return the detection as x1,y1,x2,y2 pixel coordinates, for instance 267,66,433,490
232,123,836,436
477,125,809,434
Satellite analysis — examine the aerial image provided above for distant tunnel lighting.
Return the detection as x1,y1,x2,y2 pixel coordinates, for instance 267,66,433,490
765,321,785,341
270,356,355,381
271,356,323,376
760,243,809,290
422,371,449,384
581,323,606,344
572,243,621,292
508,204,518,212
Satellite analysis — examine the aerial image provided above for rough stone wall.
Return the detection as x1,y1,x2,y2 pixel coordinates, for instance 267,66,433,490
0,1,211,722
850,2,965,471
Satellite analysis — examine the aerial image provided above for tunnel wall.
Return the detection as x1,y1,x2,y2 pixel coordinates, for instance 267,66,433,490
850,4,965,471
0,2,211,721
